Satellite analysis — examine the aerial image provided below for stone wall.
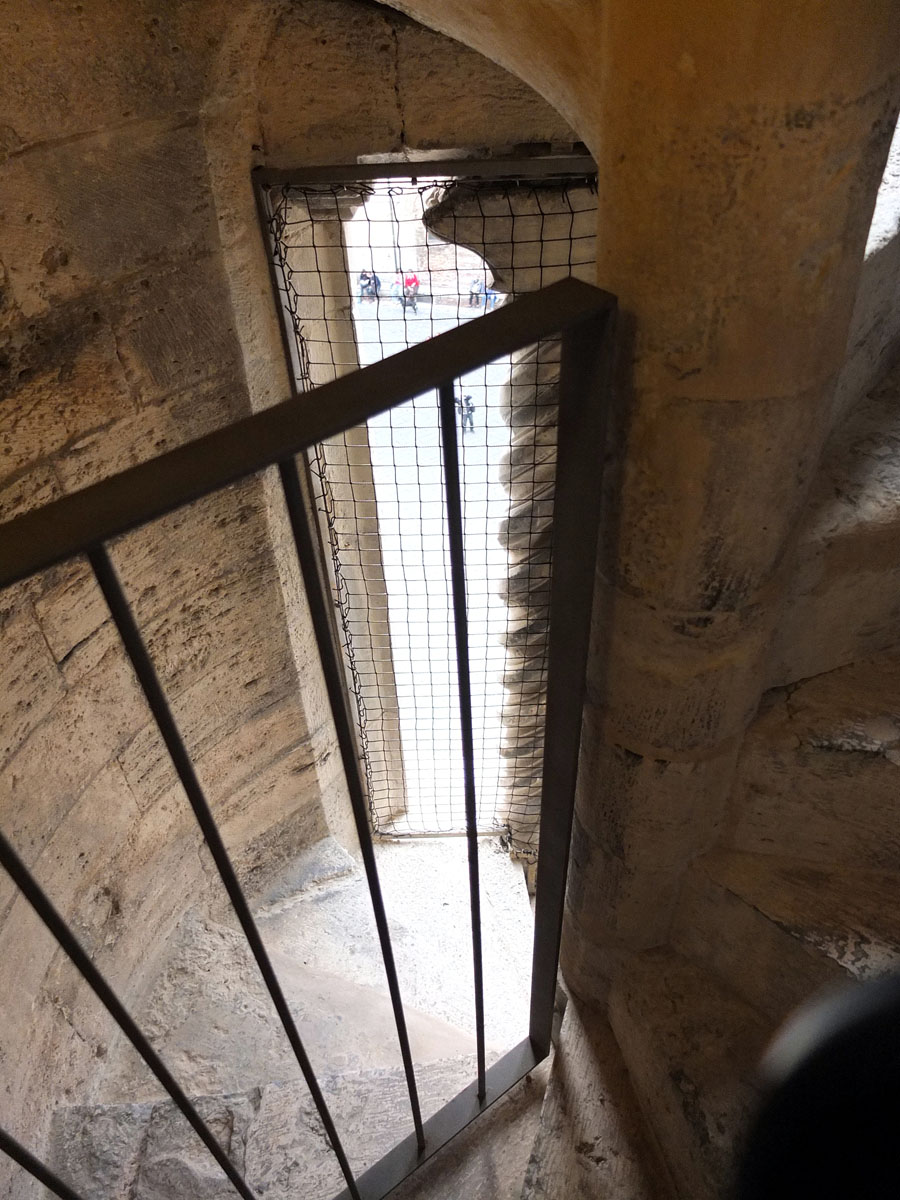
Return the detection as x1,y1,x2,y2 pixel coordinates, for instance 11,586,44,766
0,1,575,1190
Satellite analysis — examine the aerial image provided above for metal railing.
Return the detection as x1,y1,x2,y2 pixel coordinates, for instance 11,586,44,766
0,277,615,1200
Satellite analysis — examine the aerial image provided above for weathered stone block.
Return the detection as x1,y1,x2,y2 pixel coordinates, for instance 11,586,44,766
522,1002,669,1200
34,561,108,665
0,122,220,323
609,949,767,1200
259,1,400,163
1,314,135,479
587,580,769,755
725,656,900,868
611,383,832,611
1,643,149,858
564,815,683,957
771,367,900,684
0,459,62,522
576,710,736,866
397,17,575,150
111,260,246,406
50,1101,155,1200
672,851,900,1024
0,606,65,765
54,376,248,495
0,2,209,148
137,1092,256,1200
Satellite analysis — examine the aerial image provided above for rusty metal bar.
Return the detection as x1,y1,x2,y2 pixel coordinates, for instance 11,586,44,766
89,544,361,1200
279,456,426,1152
437,380,487,1099
0,280,613,592
0,828,260,1200
255,154,596,188
528,307,617,1057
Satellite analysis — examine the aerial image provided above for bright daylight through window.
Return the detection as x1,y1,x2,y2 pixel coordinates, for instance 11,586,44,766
262,165,597,857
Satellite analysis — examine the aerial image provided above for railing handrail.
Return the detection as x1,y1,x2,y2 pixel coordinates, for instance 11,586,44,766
0,278,617,1200
0,278,613,590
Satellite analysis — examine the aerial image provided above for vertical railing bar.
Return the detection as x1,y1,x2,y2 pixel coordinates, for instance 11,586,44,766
0,832,259,1200
437,380,487,1101
528,311,616,1057
0,1125,87,1200
278,457,426,1153
87,545,362,1200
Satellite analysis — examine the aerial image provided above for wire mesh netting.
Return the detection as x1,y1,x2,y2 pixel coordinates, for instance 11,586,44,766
262,168,597,850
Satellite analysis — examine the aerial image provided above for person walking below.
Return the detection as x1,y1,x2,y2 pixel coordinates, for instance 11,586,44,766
456,393,475,435
403,269,420,314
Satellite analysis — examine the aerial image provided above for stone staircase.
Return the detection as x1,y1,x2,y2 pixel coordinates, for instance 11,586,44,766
51,1060,481,1200
522,1001,672,1200
770,361,900,685
46,835,543,1200
41,368,900,1200
609,949,768,1200
673,852,900,1023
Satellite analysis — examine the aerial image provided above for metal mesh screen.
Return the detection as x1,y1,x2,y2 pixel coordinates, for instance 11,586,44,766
262,169,597,849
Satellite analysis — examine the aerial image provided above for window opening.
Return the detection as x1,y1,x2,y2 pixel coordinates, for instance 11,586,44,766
261,163,597,851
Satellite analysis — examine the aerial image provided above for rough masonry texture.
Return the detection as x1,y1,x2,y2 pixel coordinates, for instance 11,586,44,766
4,1,900,1198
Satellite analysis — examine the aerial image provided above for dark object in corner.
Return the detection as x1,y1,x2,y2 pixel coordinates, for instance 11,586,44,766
736,974,900,1200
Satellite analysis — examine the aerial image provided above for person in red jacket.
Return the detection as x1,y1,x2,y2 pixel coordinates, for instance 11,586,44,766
403,270,420,313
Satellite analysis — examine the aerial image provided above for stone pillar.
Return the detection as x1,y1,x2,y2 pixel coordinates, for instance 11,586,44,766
391,0,900,996
561,0,900,997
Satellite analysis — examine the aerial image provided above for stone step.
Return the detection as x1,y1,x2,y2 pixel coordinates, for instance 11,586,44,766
252,835,358,917
50,1057,481,1200
609,949,768,1200
522,1000,672,1200
724,653,900,869
96,835,535,1104
95,904,479,1104
389,1060,550,1200
672,851,900,1026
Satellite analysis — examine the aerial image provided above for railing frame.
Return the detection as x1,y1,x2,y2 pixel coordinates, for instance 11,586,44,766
0,276,615,1200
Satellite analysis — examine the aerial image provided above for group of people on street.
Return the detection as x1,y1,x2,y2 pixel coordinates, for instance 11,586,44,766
357,267,481,436
358,269,496,316
358,269,420,312
357,270,381,301
468,276,498,310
